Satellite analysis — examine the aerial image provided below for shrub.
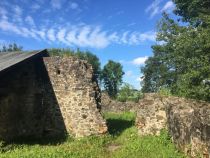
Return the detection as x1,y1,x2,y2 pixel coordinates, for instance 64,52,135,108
158,87,172,96
117,83,143,102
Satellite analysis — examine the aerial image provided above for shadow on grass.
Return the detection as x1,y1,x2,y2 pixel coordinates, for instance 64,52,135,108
106,118,134,136
0,135,68,153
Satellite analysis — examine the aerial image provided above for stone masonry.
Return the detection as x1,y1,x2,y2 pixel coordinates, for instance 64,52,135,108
135,93,210,157
165,97,210,157
43,57,107,137
0,50,107,141
135,93,167,136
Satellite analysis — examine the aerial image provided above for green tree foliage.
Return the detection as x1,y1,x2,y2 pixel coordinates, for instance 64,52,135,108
141,0,210,101
48,48,74,57
102,60,124,98
173,0,210,25
0,43,22,52
117,83,143,102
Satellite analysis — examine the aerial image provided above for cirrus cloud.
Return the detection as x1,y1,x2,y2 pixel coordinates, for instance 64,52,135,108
146,0,175,18
161,1,175,12
0,4,156,49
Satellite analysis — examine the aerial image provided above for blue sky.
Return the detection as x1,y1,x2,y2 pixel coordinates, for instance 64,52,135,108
0,0,175,89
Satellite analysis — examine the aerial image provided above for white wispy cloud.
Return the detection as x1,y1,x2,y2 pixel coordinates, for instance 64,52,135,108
47,28,56,41
119,56,149,67
34,29,46,40
129,33,139,44
132,56,148,65
0,18,39,40
25,16,35,27
13,5,23,23
161,1,175,13
146,0,175,18
145,0,163,18
66,26,110,48
125,71,133,77
0,11,156,49
0,19,22,35
57,28,68,44
21,27,39,39
121,31,129,44
139,31,156,42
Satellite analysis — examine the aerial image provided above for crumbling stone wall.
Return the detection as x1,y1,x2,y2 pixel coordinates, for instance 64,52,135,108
43,57,107,137
135,93,210,157
165,97,210,157
0,54,107,140
135,93,167,136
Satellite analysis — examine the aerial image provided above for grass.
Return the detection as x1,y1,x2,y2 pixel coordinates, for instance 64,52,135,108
0,112,185,158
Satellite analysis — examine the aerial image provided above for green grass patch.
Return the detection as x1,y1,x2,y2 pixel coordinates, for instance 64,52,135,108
0,112,185,158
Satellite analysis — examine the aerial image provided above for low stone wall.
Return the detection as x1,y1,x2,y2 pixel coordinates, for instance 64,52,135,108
135,93,167,136
101,93,167,136
101,93,138,113
135,93,210,157
165,97,210,157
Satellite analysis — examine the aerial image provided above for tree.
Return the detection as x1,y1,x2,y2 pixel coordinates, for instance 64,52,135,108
117,83,143,102
173,0,210,26
102,60,124,98
141,2,210,101
0,43,22,52
48,48,74,57
141,13,179,93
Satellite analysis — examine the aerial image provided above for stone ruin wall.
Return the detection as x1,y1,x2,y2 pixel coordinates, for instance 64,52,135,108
135,93,210,157
135,93,167,136
0,51,209,157
43,57,107,137
101,92,210,157
165,97,210,157
0,55,107,141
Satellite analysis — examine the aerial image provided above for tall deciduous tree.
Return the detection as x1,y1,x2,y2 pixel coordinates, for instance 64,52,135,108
102,60,124,98
141,0,210,101
173,0,210,25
